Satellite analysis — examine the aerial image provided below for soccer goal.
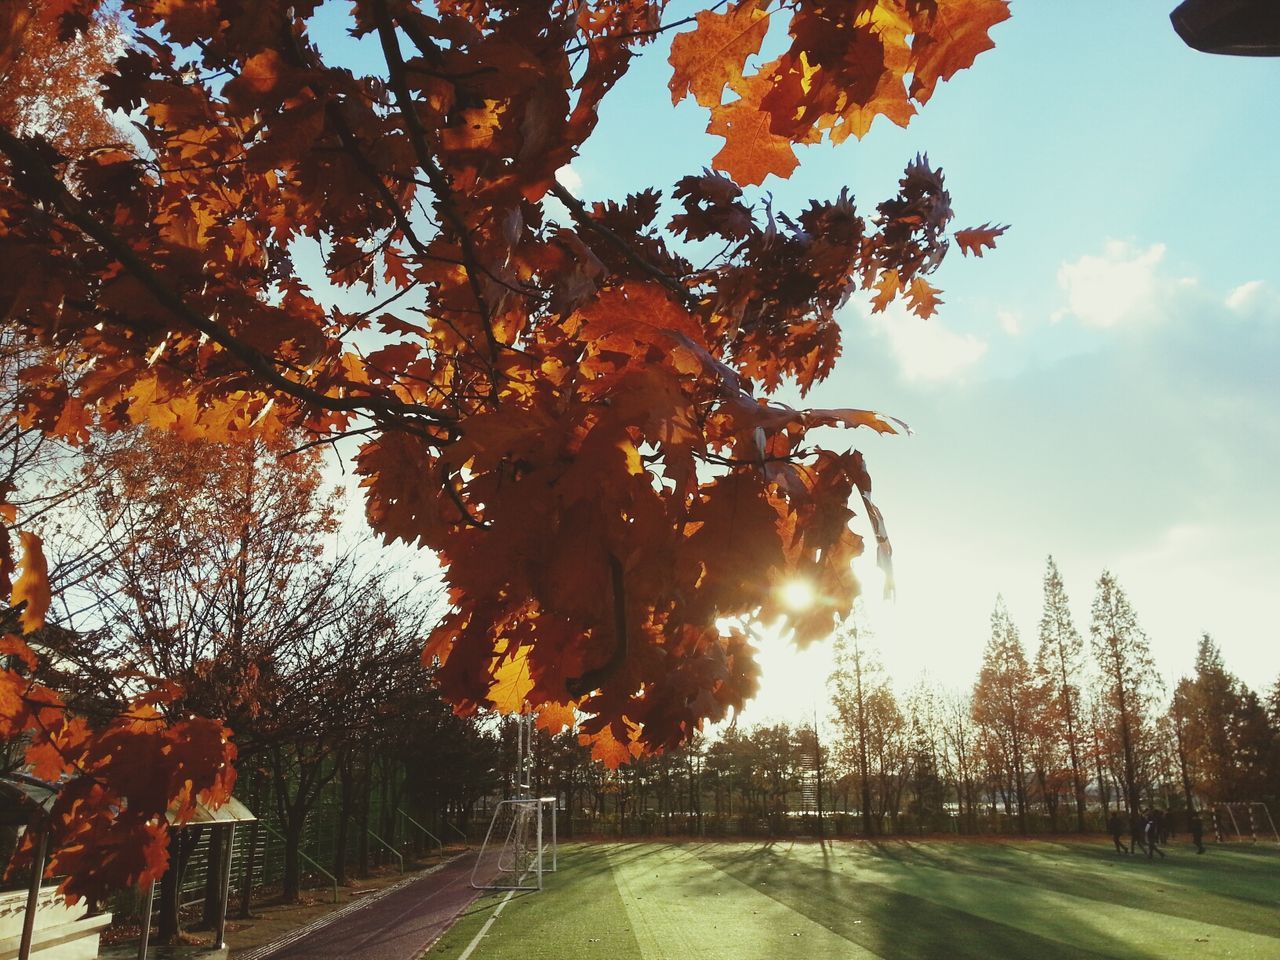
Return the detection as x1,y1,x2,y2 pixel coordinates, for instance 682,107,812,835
1210,802,1280,844
470,797,558,890
471,715,559,890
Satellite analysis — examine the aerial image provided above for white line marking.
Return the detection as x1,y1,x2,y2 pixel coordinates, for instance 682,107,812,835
456,889,516,960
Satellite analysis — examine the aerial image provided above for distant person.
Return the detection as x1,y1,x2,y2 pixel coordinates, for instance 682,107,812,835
1156,808,1169,845
1108,812,1129,854
1129,812,1147,856
1190,811,1205,854
1144,810,1166,859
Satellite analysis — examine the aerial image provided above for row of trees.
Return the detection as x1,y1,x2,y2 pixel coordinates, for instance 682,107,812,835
504,559,1278,840
831,559,1280,835
1,335,500,937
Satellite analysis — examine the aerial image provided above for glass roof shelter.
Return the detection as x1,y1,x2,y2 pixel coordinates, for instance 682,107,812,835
0,774,256,960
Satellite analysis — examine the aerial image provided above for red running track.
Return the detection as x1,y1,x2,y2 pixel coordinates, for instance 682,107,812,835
248,853,488,960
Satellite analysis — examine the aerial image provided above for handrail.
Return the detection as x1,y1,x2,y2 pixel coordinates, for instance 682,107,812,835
397,808,445,858
443,819,469,845
366,829,404,873
261,824,338,903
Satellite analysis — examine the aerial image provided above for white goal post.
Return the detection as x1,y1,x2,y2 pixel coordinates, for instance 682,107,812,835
1210,802,1280,844
471,796,558,891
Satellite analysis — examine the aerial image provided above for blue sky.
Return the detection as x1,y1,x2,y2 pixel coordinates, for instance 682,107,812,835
580,2,1280,710
310,3,1280,716
702,3,1280,717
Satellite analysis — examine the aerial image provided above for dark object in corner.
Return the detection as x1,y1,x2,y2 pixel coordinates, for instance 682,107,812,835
1171,0,1280,56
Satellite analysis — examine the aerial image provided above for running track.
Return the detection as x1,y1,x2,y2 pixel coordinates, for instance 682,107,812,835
244,853,486,960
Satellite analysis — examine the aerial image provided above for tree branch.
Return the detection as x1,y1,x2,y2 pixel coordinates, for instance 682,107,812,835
566,553,628,697
0,128,457,431
372,0,499,358
548,181,695,308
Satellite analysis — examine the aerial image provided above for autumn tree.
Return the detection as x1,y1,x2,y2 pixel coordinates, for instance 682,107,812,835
902,679,948,828
938,689,979,829
0,0,1011,892
1171,634,1276,808
295,580,436,891
1168,677,1200,813
971,597,1031,833
1033,556,1088,830
0,0,1009,762
0,1,123,157
1089,570,1162,815
831,615,900,835
41,428,353,927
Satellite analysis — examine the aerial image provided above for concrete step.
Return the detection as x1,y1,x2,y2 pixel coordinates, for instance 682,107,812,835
0,910,112,960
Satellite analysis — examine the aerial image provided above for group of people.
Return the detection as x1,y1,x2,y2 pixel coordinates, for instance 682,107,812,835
1108,808,1206,857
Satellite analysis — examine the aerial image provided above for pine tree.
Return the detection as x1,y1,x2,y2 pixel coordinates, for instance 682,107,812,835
1089,570,1162,815
1035,556,1088,830
972,596,1033,834
1177,636,1278,804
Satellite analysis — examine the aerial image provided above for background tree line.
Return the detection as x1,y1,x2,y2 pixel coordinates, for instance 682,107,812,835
511,558,1280,841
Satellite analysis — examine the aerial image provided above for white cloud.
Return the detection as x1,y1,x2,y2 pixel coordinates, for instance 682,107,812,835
1226,280,1265,311
555,165,583,196
1223,279,1280,322
997,309,1022,336
1056,240,1168,329
863,301,988,383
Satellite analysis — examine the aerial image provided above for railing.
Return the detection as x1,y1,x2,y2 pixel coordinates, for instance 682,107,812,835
366,829,404,874
397,808,445,859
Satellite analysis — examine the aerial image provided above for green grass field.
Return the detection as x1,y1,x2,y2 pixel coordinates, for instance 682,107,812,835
428,839,1280,960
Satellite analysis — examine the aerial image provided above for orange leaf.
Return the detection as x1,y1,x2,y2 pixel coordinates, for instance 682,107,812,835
0,634,37,671
11,532,50,634
910,0,1011,106
709,71,800,186
955,223,1008,257
534,701,577,735
580,721,642,769
870,270,900,313
488,644,534,714
669,3,771,109
907,277,944,319
223,49,286,110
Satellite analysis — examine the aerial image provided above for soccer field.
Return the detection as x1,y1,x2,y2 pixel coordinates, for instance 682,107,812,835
427,839,1280,960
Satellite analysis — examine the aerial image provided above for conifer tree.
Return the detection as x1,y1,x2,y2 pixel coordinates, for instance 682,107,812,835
1034,556,1088,830
1089,570,1162,814
1175,635,1277,805
972,596,1032,834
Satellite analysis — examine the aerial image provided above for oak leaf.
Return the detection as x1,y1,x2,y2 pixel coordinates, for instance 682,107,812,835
910,0,1012,106
708,71,801,186
906,277,944,318
668,3,770,109
488,643,535,713
10,531,49,633
955,223,1008,257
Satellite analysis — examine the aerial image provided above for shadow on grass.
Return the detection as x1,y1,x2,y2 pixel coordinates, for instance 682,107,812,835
690,841,1175,960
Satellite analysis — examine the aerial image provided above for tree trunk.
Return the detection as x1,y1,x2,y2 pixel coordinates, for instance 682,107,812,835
156,841,182,943
281,813,304,904
157,827,200,943
335,754,355,885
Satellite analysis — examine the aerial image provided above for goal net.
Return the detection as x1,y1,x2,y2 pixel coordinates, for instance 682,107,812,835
1210,802,1280,844
471,797,558,890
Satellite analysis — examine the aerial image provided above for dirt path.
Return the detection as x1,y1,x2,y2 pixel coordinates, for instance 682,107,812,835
239,854,484,960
